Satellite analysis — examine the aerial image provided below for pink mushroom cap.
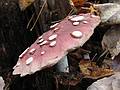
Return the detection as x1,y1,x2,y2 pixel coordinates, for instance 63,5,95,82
13,13,101,77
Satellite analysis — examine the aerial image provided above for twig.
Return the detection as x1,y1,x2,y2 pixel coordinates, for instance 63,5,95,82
97,50,108,61
67,7,74,16
96,50,109,66
55,76,59,90
27,13,35,29
51,7,75,26
91,53,97,61
30,0,47,31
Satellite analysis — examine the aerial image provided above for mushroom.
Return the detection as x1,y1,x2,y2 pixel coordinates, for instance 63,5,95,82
13,13,100,77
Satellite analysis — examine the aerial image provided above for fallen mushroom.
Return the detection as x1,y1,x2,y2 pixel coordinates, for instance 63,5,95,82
13,13,100,77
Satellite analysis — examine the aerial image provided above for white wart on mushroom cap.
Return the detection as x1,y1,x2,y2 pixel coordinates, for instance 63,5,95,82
13,13,101,76
70,16,85,22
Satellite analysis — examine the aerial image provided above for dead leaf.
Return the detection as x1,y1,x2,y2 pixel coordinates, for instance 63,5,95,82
94,3,120,25
19,0,35,10
79,60,113,79
112,53,120,72
71,0,86,7
102,25,120,57
108,0,120,3
87,73,120,90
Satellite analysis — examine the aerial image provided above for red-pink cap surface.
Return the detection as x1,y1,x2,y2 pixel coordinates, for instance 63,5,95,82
13,13,101,77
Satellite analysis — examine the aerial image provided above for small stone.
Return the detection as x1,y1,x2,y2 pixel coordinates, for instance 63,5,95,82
26,57,33,65
70,16,85,22
37,38,44,44
71,31,83,38
39,40,48,46
83,21,88,24
29,48,36,55
41,51,45,55
48,34,57,41
50,23,59,29
19,47,29,58
73,22,80,26
49,41,57,47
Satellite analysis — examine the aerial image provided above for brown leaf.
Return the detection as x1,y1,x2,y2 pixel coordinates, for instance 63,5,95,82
79,60,113,79
71,0,86,7
19,0,35,10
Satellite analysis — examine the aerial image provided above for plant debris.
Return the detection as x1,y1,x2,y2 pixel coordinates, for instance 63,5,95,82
94,3,120,25
87,73,120,90
54,72,84,86
19,0,35,10
79,60,114,79
102,25,120,57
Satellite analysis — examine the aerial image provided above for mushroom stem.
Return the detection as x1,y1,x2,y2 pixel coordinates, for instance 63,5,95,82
56,56,69,73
